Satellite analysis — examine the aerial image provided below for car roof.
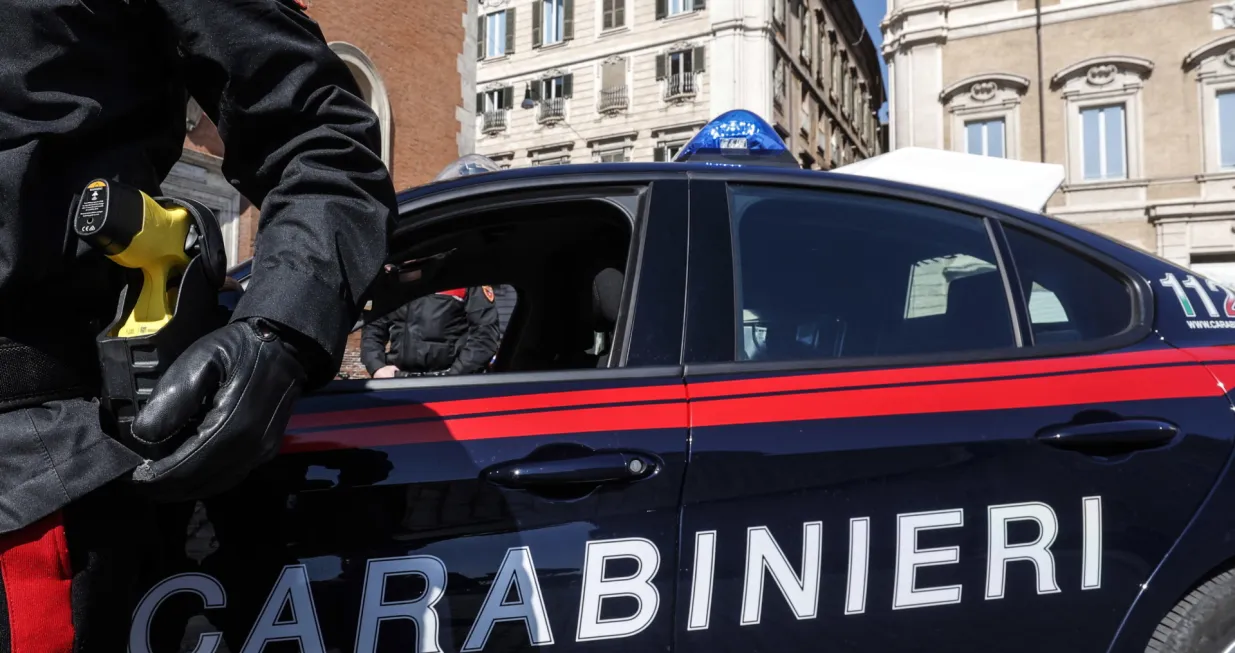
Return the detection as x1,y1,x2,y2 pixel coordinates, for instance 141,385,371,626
226,162,1152,282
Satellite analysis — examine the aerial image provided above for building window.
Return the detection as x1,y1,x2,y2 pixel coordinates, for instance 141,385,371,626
829,38,840,99
772,0,786,30
532,73,572,124
1186,37,1235,176
1080,104,1126,180
655,141,686,161
599,57,629,112
596,147,629,162
773,54,787,110
965,118,1005,158
1220,91,1235,169
656,0,703,19
602,0,625,30
1051,56,1151,184
534,0,573,47
798,2,810,62
657,47,704,101
476,87,513,134
482,10,510,59
940,73,1029,161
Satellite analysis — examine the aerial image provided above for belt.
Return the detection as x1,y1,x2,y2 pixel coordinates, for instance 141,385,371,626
0,336,98,413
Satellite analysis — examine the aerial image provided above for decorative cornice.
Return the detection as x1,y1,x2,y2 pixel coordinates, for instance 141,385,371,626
939,73,1031,103
1185,34,1235,69
1050,56,1154,87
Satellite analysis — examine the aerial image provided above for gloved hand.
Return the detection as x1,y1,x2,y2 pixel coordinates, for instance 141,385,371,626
130,318,307,501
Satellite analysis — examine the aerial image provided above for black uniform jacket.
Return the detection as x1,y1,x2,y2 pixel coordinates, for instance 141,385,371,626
361,288,501,376
0,0,395,533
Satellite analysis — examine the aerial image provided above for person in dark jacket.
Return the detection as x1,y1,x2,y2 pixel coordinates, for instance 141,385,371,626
0,1,394,649
362,288,501,377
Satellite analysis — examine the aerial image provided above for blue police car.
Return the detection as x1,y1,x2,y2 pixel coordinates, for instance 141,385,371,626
145,111,1235,653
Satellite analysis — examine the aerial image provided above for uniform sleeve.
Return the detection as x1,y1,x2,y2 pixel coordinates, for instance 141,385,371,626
155,0,396,388
360,313,393,376
449,287,501,375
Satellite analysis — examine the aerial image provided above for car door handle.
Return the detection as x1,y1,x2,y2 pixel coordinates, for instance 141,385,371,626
486,451,658,489
1035,419,1180,453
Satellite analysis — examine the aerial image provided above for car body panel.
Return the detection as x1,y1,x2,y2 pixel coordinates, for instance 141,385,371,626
166,162,1235,652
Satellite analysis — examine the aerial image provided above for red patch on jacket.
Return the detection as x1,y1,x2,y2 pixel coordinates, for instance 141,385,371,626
436,288,467,301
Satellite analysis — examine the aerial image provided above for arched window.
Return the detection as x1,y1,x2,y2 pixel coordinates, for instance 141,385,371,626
939,73,1030,159
1051,56,1153,184
329,42,393,168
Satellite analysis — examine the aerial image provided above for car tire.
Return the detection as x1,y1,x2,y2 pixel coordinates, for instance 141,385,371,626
1147,569,1235,653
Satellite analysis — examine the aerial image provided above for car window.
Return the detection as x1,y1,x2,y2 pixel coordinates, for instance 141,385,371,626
1002,224,1133,344
731,185,1016,363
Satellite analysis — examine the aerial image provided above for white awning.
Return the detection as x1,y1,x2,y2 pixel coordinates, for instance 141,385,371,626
830,147,1066,213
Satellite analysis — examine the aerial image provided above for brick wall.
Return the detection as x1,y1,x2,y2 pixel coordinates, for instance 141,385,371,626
183,0,467,380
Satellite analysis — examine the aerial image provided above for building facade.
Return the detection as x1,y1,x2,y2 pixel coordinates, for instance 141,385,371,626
177,0,474,377
884,0,1235,285
473,0,884,169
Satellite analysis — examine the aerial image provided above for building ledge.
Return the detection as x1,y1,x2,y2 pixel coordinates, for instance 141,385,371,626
1061,178,1149,192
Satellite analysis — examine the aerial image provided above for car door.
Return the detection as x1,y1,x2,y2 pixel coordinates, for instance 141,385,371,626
672,178,1235,652
131,178,691,653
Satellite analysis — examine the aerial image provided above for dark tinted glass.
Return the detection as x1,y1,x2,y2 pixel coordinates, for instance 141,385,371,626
731,185,1016,363
1002,225,1133,345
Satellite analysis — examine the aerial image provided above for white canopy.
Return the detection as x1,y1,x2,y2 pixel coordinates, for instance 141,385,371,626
830,147,1066,213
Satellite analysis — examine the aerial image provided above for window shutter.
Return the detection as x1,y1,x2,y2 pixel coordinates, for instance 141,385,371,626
615,0,625,26
506,8,516,53
477,15,486,59
564,0,575,39
693,46,706,72
530,81,542,101
656,0,667,19
503,86,514,109
563,73,574,98
476,92,485,113
654,146,666,162
694,0,705,9
533,1,542,47
655,54,667,80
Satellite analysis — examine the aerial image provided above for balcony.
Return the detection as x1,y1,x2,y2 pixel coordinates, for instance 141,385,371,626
481,110,507,134
538,97,566,125
664,74,697,102
599,86,629,114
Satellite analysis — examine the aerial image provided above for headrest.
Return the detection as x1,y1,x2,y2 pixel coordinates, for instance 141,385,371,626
592,268,623,331
947,271,1006,315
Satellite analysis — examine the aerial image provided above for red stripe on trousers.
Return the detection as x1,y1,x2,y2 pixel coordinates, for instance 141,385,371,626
0,513,73,653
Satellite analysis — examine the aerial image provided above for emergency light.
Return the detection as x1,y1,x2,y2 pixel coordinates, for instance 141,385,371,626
673,109,801,169
433,153,502,182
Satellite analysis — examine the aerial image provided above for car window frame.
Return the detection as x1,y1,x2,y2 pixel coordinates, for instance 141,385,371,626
682,176,1153,377
317,174,690,393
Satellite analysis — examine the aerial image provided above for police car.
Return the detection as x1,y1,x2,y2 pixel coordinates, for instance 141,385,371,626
144,111,1235,653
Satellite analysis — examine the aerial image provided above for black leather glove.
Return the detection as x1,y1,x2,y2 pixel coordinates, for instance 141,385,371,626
130,318,307,501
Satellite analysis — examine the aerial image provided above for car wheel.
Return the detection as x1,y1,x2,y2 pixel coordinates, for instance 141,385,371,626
1147,569,1235,653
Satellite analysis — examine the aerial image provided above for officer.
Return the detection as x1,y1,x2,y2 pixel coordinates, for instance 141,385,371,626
362,287,501,377
0,1,394,650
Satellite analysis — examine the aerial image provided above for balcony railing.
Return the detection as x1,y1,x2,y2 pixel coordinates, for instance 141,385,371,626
538,97,566,124
599,86,629,113
481,110,507,134
664,74,697,101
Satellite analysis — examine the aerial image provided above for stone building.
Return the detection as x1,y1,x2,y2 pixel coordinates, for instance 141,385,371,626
473,0,884,169
175,0,475,377
884,0,1235,285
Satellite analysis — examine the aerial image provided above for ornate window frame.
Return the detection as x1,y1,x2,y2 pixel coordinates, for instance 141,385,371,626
940,74,1029,159
1051,56,1153,185
1185,35,1235,175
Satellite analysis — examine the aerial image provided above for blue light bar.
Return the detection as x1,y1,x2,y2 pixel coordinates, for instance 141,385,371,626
673,110,801,168
433,154,502,182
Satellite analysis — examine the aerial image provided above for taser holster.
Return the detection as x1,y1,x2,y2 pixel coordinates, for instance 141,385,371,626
73,179,230,460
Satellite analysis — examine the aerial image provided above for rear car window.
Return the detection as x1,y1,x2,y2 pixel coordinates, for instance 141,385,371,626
1001,225,1134,345
731,185,1016,363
